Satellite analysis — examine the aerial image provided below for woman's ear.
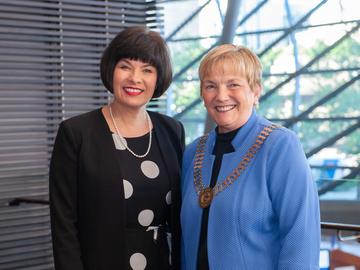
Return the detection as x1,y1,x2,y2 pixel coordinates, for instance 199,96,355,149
254,84,262,99
253,84,262,106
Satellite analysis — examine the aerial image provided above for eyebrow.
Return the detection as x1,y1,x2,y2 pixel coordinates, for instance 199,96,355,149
203,78,243,84
118,59,155,68
118,59,130,64
227,79,240,83
203,80,215,84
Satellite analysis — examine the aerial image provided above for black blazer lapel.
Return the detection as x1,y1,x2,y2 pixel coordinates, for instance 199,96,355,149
150,112,183,270
153,122,180,184
90,109,127,268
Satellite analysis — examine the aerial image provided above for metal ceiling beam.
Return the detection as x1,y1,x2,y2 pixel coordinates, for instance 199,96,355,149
237,0,268,28
219,0,242,43
172,45,215,83
262,67,360,77
258,0,328,57
165,0,212,42
180,116,360,124
170,19,360,42
215,0,224,23
311,165,359,170
283,74,360,128
176,67,360,82
259,22,360,103
318,165,360,196
285,0,301,120
270,116,360,122
306,119,360,158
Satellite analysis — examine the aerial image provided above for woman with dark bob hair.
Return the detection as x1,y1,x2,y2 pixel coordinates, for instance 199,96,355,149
50,26,185,270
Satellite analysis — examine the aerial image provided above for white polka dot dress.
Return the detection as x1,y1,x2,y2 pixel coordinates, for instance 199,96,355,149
113,130,172,270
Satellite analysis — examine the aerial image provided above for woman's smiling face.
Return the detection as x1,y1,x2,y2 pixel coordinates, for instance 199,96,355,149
201,62,261,133
112,58,157,111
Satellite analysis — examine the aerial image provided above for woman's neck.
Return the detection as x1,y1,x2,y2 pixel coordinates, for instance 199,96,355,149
107,103,151,137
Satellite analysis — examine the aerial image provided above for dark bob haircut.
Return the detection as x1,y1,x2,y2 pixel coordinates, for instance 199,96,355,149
100,26,172,99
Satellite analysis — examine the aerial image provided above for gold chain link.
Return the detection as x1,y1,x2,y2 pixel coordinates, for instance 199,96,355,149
193,124,280,199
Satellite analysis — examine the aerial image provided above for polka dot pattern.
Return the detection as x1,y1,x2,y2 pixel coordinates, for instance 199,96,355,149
166,191,172,205
113,131,172,268
130,253,147,270
141,160,160,179
138,209,154,227
123,179,133,199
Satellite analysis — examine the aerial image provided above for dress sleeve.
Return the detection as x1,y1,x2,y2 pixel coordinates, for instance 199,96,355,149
267,130,320,270
49,121,84,270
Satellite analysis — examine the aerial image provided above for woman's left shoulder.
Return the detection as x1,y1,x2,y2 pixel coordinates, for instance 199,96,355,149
148,110,179,122
257,118,300,148
148,111,183,130
148,111,185,151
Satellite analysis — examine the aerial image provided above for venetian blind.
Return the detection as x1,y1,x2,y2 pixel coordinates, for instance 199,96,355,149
0,0,164,269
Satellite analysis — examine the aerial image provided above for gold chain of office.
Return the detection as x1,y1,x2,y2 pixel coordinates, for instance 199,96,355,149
194,124,280,208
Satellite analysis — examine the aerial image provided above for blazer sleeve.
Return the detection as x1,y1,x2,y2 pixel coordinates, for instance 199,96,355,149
49,121,84,270
267,130,320,270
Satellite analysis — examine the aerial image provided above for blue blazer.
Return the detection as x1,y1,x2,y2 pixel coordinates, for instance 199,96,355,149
181,111,320,270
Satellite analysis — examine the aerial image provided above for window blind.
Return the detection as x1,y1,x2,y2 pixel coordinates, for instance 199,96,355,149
0,0,164,268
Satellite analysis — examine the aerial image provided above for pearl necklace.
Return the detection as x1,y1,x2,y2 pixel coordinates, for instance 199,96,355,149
109,105,152,158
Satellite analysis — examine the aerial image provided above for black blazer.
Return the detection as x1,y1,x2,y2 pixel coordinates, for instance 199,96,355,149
49,108,185,270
